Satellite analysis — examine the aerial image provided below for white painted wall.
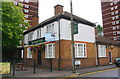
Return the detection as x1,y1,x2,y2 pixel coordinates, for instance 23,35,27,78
24,18,95,44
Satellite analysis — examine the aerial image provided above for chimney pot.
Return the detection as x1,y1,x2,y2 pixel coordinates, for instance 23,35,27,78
54,4,64,15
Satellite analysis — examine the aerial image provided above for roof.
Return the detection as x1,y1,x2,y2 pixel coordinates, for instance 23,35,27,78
96,36,119,45
24,11,95,35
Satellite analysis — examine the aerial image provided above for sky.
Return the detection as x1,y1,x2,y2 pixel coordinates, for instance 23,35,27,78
39,0,103,26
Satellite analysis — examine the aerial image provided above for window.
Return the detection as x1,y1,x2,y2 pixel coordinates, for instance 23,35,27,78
114,1,118,5
45,43,55,58
24,9,29,13
24,5,29,8
20,0,23,2
118,37,120,40
14,2,18,5
113,31,116,35
116,21,119,24
75,43,86,58
24,20,28,23
110,3,113,6
28,32,33,41
115,15,119,19
112,17,115,20
111,12,114,15
46,23,54,33
112,27,116,30
37,29,41,39
98,45,106,57
112,22,115,25
111,7,114,10
24,15,28,18
115,11,118,14
115,6,118,9
113,37,117,40
117,31,120,34
25,0,29,3
117,26,120,29
27,48,32,58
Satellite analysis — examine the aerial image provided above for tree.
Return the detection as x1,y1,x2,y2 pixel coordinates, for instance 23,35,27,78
1,2,30,59
96,24,103,36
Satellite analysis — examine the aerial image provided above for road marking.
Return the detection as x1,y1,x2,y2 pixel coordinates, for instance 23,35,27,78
58,67,120,79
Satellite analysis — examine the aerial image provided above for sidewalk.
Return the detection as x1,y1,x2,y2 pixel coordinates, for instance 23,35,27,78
2,64,117,77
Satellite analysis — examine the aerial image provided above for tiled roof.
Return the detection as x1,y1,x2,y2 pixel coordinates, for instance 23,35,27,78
24,11,95,35
96,36,119,45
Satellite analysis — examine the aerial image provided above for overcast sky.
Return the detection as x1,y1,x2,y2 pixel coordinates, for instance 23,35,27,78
39,0,103,26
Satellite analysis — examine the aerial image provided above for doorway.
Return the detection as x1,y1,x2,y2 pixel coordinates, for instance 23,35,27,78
38,50,42,65
109,52,112,64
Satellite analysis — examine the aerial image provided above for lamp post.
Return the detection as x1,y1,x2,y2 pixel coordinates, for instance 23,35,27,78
70,0,75,73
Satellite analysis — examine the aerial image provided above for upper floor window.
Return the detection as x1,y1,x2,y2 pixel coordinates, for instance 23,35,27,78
115,15,119,19
37,29,41,39
117,31,120,34
28,32,33,41
113,37,117,40
112,21,115,25
111,7,114,10
24,20,28,23
24,15,28,18
75,43,86,58
114,1,118,5
117,26,120,29
111,12,114,15
24,9,29,13
112,27,116,30
20,0,23,2
115,11,118,14
46,23,54,33
116,21,119,24
113,31,116,35
112,17,115,20
14,2,18,5
24,5,29,8
110,3,113,6
24,0,29,3
115,6,118,9
45,43,55,58
98,45,106,57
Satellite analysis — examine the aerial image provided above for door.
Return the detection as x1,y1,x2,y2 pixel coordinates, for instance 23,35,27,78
38,50,42,65
109,52,112,64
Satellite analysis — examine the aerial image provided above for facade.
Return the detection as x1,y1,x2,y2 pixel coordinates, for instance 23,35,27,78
23,4,120,70
13,0,39,27
101,0,120,42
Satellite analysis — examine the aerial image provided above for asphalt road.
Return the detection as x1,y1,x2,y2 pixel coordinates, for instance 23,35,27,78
78,68,120,77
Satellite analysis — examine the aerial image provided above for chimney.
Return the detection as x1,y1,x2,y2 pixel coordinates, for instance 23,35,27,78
31,15,39,27
54,4,64,15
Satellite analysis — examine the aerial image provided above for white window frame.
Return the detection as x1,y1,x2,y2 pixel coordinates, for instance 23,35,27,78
24,15,28,18
24,5,29,8
116,21,119,24
27,48,32,58
14,2,18,5
115,11,118,14
111,12,114,15
24,9,29,13
113,31,116,35
110,3,113,6
112,17,115,20
114,6,118,9
115,15,119,19
46,23,54,33
98,45,106,57
112,21,115,25
75,43,86,58
117,31,120,34
112,27,116,30
25,0,29,3
113,37,117,40
24,20,28,23
111,7,114,10
45,43,55,58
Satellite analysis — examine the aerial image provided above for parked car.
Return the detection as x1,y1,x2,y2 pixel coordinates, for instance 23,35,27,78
115,58,120,67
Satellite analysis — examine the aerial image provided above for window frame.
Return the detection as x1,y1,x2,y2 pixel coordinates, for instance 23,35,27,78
45,43,55,58
75,43,87,58
98,45,106,57
27,48,32,58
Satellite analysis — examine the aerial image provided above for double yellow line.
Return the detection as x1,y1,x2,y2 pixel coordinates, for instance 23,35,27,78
58,67,120,79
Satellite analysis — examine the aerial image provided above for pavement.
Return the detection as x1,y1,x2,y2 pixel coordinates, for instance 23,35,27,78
2,64,117,78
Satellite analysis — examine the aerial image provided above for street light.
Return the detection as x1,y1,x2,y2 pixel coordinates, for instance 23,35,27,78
70,0,75,73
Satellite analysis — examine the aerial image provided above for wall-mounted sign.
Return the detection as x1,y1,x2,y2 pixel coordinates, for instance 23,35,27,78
45,33,56,42
29,37,45,45
73,23,78,34
0,63,10,74
75,60,81,65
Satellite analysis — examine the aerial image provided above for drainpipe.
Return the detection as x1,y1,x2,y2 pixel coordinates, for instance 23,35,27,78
58,18,61,71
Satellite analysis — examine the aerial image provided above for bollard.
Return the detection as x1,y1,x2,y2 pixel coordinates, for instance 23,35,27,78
33,59,35,74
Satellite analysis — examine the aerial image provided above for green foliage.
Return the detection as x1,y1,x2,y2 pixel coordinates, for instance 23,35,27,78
1,2,30,59
96,24,103,36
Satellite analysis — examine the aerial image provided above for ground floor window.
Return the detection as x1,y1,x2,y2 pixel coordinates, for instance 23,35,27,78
98,45,106,57
45,43,55,58
27,48,32,58
75,43,86,58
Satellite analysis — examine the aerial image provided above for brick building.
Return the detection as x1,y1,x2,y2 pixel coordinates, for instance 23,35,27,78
14,0,39,27
101,0,120,42
23,4,120,70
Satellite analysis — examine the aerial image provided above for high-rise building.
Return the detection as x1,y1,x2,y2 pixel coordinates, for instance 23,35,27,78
101,0,120,42
13,0,39,28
